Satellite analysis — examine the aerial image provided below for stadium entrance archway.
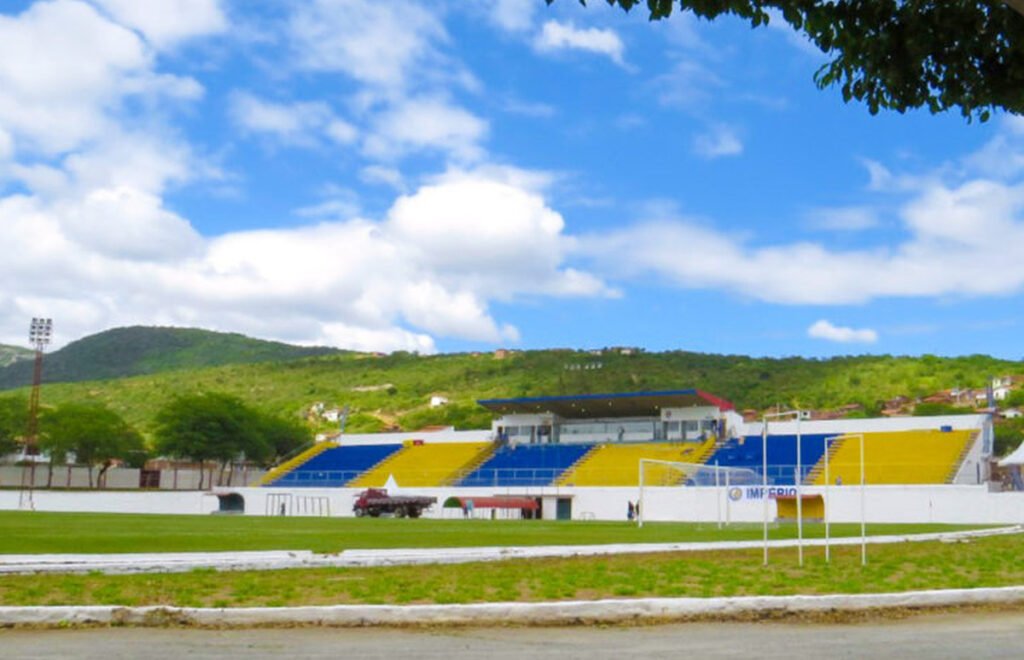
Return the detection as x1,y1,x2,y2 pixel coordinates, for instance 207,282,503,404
216,492,245,514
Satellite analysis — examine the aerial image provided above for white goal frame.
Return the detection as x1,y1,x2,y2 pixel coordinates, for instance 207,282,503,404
636,459,759,529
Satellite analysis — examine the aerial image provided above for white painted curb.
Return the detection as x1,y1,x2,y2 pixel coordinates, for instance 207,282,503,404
1,526,1019,575
2,586,1023,627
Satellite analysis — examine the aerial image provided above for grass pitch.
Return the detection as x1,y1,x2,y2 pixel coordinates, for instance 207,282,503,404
0,510,986,555
0,528,1020,608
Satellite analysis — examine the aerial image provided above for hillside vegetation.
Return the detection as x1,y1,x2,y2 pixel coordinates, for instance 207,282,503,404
0,326,340,390
0,344,32,368
4,342,1020,439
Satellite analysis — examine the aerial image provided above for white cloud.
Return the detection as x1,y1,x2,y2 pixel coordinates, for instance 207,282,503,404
294,192,362,221
533,20,625,66
0,169,609,351
363,96,488,162
229,92,357,148
503,98,557,118
289,0,447,92
580,174,1024,305
805,206,879,232
360,165,405,191
0,0,200,155
90,0,227,49
0,128,12,161
60,186,202,260
654,59,724,110
808,320,878,344
693,125,743,159
489,0,536,33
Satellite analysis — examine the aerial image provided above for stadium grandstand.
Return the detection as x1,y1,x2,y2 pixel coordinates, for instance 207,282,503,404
243,388,996,522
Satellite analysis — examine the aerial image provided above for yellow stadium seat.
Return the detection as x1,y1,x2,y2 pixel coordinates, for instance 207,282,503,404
810,429,975,485
557,438,717,487
348,442,494,487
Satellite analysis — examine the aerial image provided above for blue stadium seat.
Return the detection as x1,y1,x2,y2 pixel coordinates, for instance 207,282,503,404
705,434,830,485
266,444,402,488
457,443,594,487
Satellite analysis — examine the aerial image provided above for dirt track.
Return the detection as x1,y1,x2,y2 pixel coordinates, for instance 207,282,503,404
3,610,1023,659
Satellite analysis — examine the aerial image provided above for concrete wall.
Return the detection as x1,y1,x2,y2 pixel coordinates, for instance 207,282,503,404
0,466,266,490
0,489,217,515
335,429,492,446
214,483,1024,525
1,481,1021,524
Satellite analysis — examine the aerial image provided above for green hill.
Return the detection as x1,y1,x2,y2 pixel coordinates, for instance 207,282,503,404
0,344,32,368
9,346,1021,438
0,326,340,390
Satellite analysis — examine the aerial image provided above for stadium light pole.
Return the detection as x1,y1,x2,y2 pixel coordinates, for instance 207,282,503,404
22,317,53,510
761,410,807,566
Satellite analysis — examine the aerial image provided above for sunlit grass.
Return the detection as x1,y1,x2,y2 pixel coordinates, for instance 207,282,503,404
0,510,985,555
0,532,1020,607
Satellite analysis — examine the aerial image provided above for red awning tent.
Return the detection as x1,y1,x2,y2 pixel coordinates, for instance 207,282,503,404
443,495,539,510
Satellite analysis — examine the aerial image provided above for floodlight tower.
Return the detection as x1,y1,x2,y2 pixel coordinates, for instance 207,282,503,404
20,318,52,508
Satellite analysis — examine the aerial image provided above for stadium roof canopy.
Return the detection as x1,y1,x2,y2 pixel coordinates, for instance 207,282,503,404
477,389,734,419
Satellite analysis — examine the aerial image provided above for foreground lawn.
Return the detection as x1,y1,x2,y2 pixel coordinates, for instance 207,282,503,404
0,511,987,554
0,532,1021,607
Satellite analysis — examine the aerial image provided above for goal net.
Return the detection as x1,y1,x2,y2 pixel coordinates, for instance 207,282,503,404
637,459,760,528
638,459,760,488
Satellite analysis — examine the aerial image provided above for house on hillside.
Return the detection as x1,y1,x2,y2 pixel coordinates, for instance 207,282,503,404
429,395,449,408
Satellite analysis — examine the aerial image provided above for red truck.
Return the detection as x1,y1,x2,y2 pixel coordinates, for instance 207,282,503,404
352,488,437,518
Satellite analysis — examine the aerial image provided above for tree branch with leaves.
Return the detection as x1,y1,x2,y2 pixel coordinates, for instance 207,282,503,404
558,0,1024,121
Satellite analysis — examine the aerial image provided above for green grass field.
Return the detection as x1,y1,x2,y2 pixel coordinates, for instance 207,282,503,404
0,511,987,555
0,528,1020,608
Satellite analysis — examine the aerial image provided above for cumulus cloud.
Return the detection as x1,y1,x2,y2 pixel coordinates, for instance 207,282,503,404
0,169,610,351
489,0,536,33
808,320,878,344
360,165,405,191
580,174,1024,305
90,0,227,49
693,124,743,159
289,0,447,92
363,96,488,162
0,0,200,154
534,20,626,65
805,206,879,232
229,92,357,147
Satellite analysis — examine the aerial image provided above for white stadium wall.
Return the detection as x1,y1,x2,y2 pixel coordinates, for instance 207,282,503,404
0,489,217,515
2,483,1022,524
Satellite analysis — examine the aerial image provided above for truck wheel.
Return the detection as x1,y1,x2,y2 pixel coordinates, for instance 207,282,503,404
370,508,381,518
396,506,407,518
408,507,422,519
355,508,365,518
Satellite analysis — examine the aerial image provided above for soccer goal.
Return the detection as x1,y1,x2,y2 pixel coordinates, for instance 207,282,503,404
636,459,759,528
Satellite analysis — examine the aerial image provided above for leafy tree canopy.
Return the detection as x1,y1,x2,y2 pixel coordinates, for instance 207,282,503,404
154,392,308,469
40,403,146,486
0,396,27,456
560,1,1024,121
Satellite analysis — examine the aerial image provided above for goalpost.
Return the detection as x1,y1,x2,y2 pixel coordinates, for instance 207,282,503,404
636,459,760,528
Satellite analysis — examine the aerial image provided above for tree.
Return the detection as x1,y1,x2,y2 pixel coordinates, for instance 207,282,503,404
0,396,27,457
252,412,309,466
154,393,308,488
560,1,1024,121
41,403,145,488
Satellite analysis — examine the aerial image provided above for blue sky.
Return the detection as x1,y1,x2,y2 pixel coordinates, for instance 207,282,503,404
1,0,1022,360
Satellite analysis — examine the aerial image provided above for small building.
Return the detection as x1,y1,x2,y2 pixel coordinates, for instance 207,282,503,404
478,389,741,445
429,395,449,408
